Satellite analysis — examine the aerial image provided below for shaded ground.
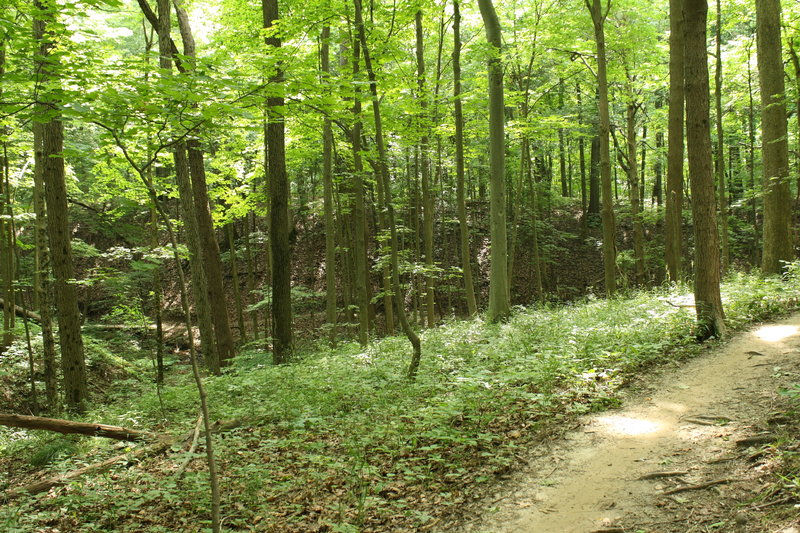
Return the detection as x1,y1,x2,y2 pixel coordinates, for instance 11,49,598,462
458,315,800,533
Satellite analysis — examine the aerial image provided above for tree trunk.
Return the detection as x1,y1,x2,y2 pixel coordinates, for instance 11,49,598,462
172,6,236,367
349,35,371,346
353,0,422,377
589,135,600,215
684,0,726,340
453,1,477,316
626,104,646,285
478,0,510,322
587,0,616,295
263,0,293,362
653,97,664,206
578,83,588,223
714,0,729,273
321,26,337,346
0,413,149,442
416,10,437,328
34,1,88,411
665,0,685,282
756,0,792,274
226,223,247,344
32,122,59,413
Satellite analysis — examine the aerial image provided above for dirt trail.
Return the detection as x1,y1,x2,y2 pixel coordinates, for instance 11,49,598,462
461,314,800,533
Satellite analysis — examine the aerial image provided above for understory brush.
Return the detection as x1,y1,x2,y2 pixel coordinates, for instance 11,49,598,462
2,268,800,531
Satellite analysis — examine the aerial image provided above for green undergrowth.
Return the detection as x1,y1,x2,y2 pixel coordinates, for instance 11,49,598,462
2,268,800,532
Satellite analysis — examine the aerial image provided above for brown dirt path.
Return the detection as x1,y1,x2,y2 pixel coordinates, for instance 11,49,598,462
458,314,800,533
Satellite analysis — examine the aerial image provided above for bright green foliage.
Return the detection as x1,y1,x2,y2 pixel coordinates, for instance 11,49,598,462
4,269,800,530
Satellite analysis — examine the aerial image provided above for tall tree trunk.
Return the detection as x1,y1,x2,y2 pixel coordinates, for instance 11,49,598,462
173,4,236,368
353,0,421,377
589,135,600,215
586,0,616,295
34,0,88,411
478,0,510,321
653,97,664,206
263,0,293,362
349,35,371,345
684,0,726,340
416,10,437,328
0,40,12,351
453,0,477,316
714,0,729,273
175,144,219,372
32,123,59,413
756,0,792,274
226,223,247,344
321,26,337,346
244,212,259,337
626,104,646,285
789,38,800,205
578,84,588,226
665,0,685,282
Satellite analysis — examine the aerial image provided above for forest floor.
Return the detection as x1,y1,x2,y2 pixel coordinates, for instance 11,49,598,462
457,314,800,533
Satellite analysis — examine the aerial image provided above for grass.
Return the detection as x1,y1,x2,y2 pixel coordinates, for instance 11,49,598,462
2,268,800,531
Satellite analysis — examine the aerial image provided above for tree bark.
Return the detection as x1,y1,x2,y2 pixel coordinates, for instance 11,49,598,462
684,0,726,340
478,0,511,321
353,0,422,377
321,26,337,346
665,0,685,282
453,1,477,316
586,0,616,295
0,413,149,442
416,10,437,328
172,5,236,367
756,0,792,274
714,0,729,273
263,0,293,362
349,34,371,345
34,0,88,411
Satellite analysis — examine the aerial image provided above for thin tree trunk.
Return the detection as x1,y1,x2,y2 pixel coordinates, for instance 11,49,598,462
172,6,236,368
626,104,646,285
321,26,337,346
452,1,477,316
226,223,247,344
349,35,371,346
586,0,616,295
353,0,421,377
244,212,259,337
577,83,588,225
714,0,729,273
416,10,436,328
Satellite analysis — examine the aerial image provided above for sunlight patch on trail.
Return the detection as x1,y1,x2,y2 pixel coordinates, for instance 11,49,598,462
755,325,798,343
595,415,662,437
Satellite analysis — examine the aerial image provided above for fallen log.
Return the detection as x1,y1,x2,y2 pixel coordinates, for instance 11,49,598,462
2,418,241,499
0,297,41,323
0,413,150,442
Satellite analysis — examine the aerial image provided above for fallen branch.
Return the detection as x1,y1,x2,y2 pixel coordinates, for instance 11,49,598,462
638,471,689,480
2,418,241,500
0,413,150,442
0,297,41,323
736,434,776,447
663,478,734,495
173,415,204,480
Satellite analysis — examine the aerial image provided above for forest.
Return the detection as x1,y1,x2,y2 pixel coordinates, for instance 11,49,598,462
1,0,800,530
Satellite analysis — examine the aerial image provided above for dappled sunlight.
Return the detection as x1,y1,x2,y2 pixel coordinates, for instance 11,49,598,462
755,325,798,343
652,400,688,415
596,415,662,437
